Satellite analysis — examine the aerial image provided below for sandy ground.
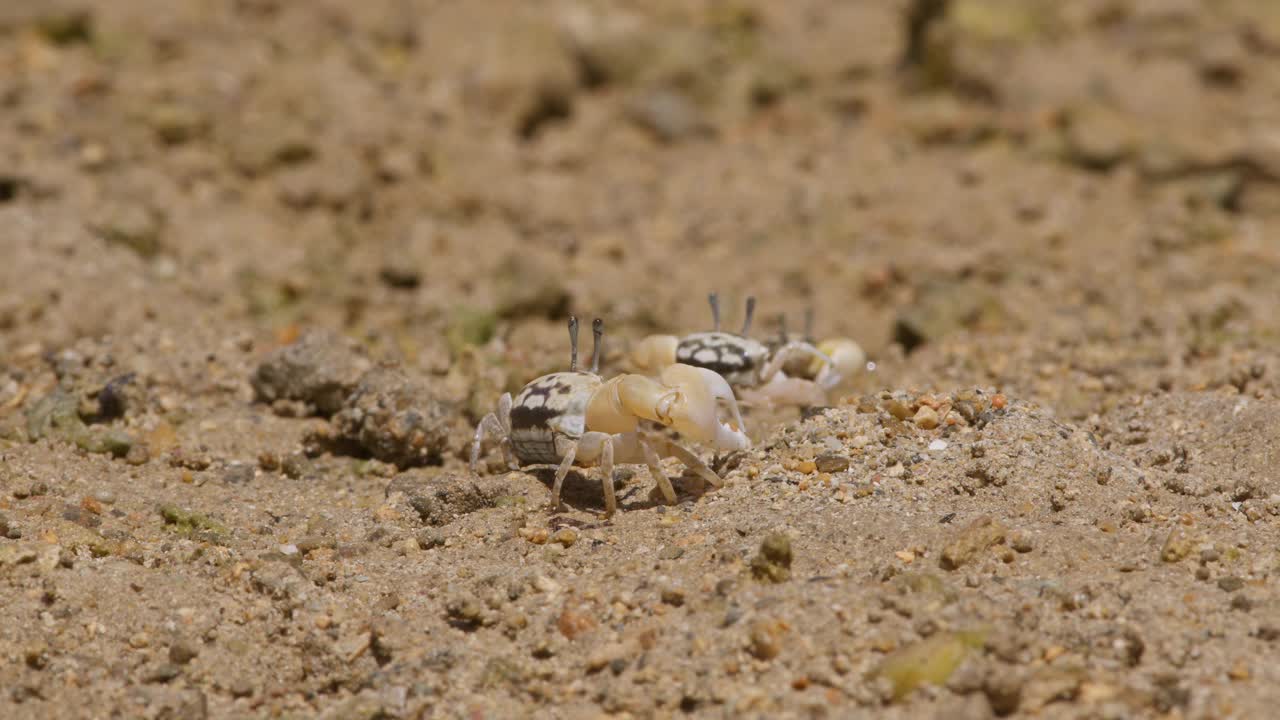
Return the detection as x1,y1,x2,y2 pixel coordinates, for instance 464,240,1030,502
3,0,1280,718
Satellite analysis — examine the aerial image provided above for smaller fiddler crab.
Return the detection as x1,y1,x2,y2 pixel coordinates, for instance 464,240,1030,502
630,294,867,408
470,316,750,517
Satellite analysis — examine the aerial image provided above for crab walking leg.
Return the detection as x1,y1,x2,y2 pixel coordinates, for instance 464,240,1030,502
597,434,616,518
495,392,517,468
638,436,679,505
550,442,579,512
649,433,723,488
758,341,834,384
469,411,509,472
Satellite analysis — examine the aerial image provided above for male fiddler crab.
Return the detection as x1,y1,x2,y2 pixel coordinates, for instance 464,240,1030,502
470,316,750,517
630,294,868,408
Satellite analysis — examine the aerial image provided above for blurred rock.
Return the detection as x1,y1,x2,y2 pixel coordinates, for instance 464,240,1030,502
329,367,455,468
252,330,370,417
627,89,709,143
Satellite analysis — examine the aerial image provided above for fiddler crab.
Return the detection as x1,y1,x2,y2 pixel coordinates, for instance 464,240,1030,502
630,293,869,408
470,316,750,518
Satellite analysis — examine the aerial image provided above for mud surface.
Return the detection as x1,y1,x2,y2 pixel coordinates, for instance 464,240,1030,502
3,1,1280,718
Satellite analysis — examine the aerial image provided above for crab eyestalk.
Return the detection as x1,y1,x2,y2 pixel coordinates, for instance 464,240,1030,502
590,318,604,373
742,296,756,335
567,315,580,371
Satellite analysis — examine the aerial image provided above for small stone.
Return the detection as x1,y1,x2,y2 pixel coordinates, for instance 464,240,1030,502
885,400,912,421
169,639,199,665
660,587,686,607
379,266,421,290
750,533,793,583
125,444,150,466
1231,594,1254,612
1228,660,1251,681
557,602,597,640
129,632,151,649
144,664,182,684
586,643,629,674
747,619,787,661
552,527,579,548
940,516,1007,570
522,527,550,545
334,632,372,662
446,598,487,629
928,439,948,452
1217,576,1244,593
1160,527,1197,563
1009,531,1034,553
658,545,684,560
873,631,986,702
626,89,706,143
252,330,369,417
913,406,940,429
228,679,254,698
24,643,49,670
222,463,254,485
815,454,850,473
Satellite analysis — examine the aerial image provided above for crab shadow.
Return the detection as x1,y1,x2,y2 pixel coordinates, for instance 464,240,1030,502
525,467,713,518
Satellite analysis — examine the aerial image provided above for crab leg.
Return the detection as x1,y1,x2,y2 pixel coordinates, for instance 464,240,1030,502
470,394,514,472
550,443,578,513
639,437,678,505
648,433,723,488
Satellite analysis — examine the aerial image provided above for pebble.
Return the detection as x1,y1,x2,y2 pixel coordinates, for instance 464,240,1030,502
914,406,940,429
927,439,948,452
144,664,182,684
169,639,200,665
747,619,787,661
222,463,254,485
552,527,578,548
815,454,850,473
658,546,684,560
940,516,1008,570
749,533,793,583
1160,527,1198,563
557,603,597,640
1217,576,1244,593
229,679,254,698
885,399,912,420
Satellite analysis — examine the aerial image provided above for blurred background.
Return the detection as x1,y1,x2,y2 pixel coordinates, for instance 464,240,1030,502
3,0,1280,411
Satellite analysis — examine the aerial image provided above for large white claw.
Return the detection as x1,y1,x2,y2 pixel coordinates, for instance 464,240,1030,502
657,364,751,451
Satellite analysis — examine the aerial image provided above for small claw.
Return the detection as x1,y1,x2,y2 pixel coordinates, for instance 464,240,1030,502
812,338,867,388
629,334,678,373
